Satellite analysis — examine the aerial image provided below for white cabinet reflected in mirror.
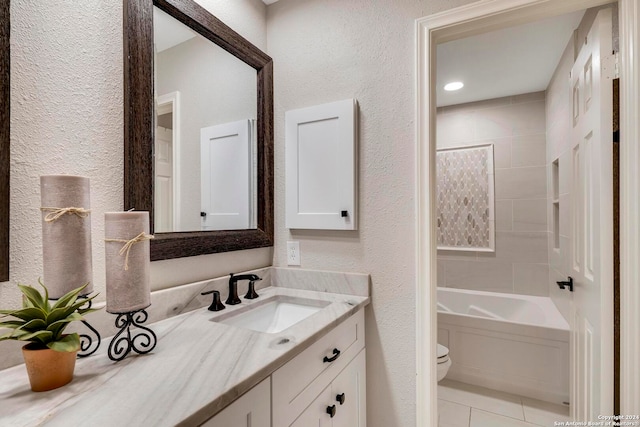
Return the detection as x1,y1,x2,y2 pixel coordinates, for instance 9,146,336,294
153,6,257,233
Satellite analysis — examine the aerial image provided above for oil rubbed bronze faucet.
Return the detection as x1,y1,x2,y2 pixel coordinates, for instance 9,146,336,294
226,273,262,305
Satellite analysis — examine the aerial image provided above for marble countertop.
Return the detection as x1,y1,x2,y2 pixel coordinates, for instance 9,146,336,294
0,286,369,426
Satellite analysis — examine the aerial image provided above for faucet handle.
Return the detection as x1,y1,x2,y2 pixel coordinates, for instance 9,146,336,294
244,281,259,300
201,290,226,311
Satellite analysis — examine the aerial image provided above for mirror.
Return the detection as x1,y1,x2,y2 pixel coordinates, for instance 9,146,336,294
153,6,257,233
124,0,273,261
0,0,9,281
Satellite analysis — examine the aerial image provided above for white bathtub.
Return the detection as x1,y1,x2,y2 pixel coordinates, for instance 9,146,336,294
437,287,570,404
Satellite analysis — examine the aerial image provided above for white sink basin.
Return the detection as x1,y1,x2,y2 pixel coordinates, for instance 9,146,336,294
215,297,330,334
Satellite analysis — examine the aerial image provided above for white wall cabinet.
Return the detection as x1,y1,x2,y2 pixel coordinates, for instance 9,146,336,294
285,99,358,230
200,378,271,427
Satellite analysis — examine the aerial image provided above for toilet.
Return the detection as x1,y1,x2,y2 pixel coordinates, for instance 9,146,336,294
437,344,452,382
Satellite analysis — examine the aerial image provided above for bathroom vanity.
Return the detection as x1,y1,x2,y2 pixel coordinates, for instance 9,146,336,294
204,309,365,427
0,271,369,427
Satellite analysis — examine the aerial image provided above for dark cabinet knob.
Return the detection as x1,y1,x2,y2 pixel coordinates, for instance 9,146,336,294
200,211,207,217
326,405,336,418
323,348,341,363
336,393,345,405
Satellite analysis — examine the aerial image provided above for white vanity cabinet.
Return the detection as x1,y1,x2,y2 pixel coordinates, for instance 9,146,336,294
272,309,366,427
291,350,366,427
201,309,366,427
200,378,271,427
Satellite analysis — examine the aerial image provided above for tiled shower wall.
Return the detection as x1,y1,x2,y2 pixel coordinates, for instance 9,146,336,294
436,92,550,296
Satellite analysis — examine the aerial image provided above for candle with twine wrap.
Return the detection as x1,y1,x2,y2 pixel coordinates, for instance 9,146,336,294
40,175,93,299
105,212,153,314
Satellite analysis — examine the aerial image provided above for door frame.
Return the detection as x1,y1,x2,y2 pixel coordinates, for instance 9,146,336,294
156,91,181,231
415,1,640,425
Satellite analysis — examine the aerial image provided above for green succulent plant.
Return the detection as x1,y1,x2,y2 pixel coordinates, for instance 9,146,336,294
0,280,98,352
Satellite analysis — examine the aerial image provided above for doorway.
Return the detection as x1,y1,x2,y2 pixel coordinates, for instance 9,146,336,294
155,91,181,232
416,0,640,425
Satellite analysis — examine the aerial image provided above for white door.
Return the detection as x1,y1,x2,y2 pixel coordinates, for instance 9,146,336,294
570,9,614,421
201,120,252,231
154,125,173,232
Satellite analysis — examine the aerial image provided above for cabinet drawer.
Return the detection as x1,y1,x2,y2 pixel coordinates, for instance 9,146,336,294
272,309,365,427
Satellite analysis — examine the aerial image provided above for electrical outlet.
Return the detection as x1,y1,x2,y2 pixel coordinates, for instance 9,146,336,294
287,241,300,266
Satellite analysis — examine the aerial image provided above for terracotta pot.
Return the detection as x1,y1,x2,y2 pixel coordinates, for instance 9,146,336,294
21,343,78,392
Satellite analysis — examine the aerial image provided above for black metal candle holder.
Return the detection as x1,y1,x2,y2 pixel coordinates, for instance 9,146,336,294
48,295,102,358
77,298,101,358
107,309,157,362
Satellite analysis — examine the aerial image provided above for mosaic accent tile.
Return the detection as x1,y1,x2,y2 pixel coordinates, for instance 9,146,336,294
437,144,495,251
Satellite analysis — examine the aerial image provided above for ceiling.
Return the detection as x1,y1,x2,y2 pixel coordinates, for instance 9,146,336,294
436,10,585,107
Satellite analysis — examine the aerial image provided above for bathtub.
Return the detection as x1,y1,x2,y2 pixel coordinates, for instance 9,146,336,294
437,287,570,404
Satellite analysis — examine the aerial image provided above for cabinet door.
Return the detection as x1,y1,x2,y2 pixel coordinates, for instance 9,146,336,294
290,350,367,427
331,349,366,427
272,309,365,427
290,386,333,427
285,98,358,230
201,378,270,427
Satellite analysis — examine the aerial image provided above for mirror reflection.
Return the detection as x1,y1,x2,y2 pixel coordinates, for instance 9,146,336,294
153,6,257,233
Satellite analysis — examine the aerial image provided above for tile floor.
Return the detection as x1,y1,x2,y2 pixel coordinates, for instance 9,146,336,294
438,379,570,427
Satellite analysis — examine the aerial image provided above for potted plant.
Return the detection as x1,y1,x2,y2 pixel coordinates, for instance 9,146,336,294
0,281,98,392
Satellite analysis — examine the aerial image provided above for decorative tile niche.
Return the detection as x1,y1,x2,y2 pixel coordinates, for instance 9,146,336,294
436,144,495,252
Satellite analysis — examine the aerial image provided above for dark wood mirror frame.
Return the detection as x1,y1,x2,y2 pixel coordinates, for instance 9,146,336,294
0,0,9,281
123,0,274,261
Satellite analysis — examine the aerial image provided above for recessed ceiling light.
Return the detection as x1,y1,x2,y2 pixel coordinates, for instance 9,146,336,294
444,81,464,91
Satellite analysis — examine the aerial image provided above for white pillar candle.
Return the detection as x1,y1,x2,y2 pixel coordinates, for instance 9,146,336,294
105,212,152,314
40,175,93,299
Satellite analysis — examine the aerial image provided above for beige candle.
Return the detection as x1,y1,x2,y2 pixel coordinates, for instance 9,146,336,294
105,212,152,314
40,175,93,299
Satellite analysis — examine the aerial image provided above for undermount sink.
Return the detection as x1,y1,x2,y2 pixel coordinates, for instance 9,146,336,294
214,296,330,334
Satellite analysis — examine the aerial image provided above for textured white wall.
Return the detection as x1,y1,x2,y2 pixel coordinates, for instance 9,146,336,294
4,0,124,309
1,0,269,366
267,0,474,426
